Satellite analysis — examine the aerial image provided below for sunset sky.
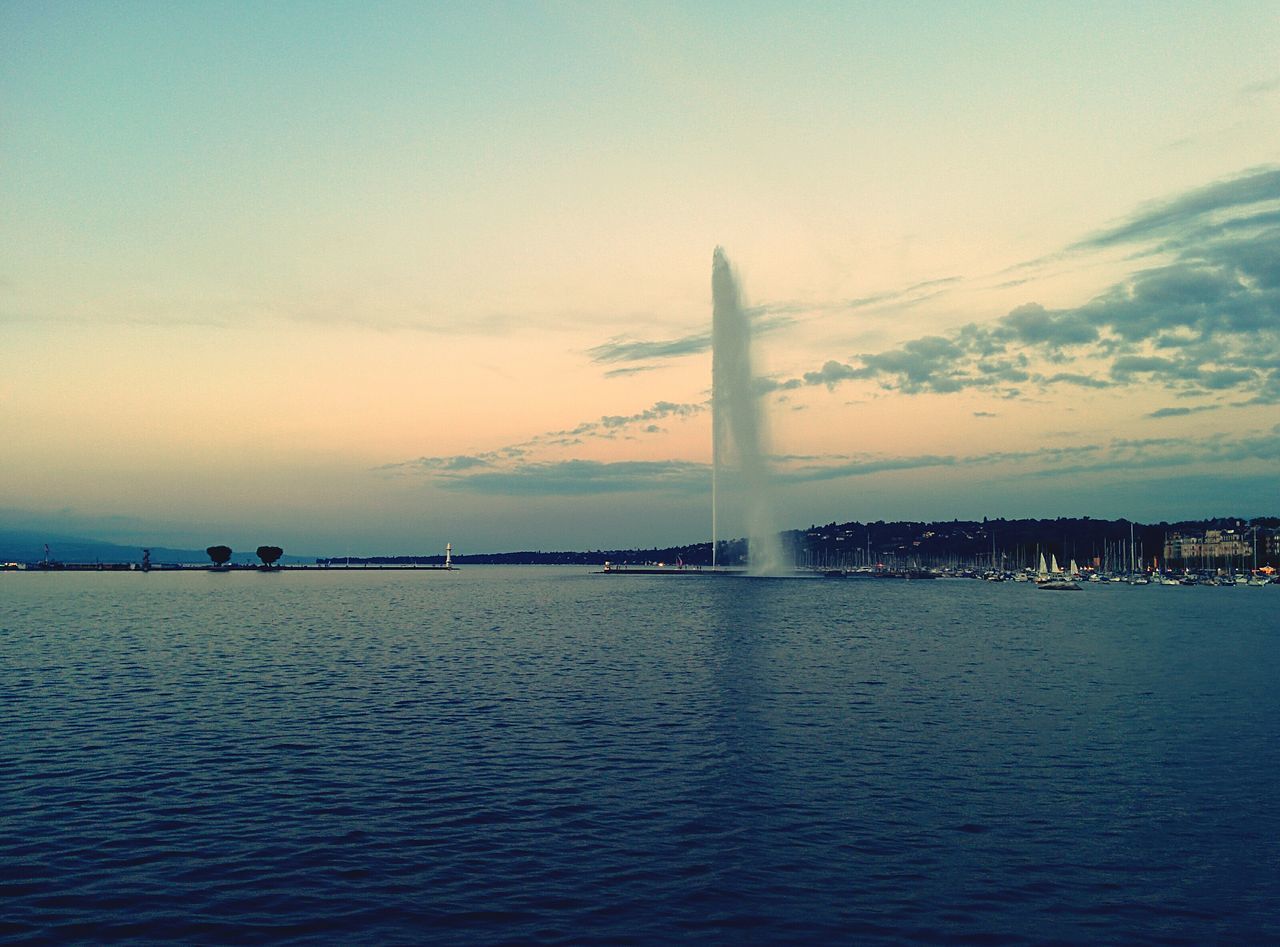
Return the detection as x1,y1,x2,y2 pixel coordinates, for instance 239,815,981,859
3,1,1278,555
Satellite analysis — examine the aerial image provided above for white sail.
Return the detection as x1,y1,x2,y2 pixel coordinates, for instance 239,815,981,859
1037,553,1049,580
1050,554,1061,575
1069,558,1079,577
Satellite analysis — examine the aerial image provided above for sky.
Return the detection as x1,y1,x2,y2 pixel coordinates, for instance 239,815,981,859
2,1,1278,556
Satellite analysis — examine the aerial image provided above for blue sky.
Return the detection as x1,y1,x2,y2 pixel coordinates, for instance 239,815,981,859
2,1,1278,554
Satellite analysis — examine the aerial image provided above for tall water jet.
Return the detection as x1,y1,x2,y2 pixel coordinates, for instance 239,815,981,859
711,247,786,575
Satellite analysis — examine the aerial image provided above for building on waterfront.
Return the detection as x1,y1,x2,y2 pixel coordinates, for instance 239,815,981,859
1163,527,1278,571
1262,529,1280,567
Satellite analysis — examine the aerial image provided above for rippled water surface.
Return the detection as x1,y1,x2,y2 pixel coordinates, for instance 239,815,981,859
3,569,1278,944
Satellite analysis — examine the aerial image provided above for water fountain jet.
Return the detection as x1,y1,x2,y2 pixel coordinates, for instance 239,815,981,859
711,247,785,575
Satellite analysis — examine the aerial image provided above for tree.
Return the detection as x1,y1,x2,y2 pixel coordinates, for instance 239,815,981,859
256,545,284,568
206,545,233,566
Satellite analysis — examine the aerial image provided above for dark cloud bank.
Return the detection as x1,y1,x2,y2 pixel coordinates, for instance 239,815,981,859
394,426,1278,498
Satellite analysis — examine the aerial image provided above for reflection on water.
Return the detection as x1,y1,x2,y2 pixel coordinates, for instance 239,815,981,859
2,569,1277,943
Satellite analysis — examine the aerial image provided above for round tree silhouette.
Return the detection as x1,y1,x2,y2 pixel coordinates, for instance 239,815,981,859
256,545,284,568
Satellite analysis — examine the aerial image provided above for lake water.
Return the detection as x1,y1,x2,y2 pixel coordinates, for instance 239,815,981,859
2,568,1277,944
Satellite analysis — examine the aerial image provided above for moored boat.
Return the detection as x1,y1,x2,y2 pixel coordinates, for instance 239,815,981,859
1038,578,1082,591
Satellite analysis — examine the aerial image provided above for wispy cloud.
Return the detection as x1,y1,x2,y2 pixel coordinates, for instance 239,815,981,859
545,400,706,440
779,431,1277,489
1019,426,1280,478
587,331,711,364
1147,405,1221,419
1070,166,1280,250
382,400,707,474
603,365,659,378
782,453,958,483
436,459,709,496
586,311,795,367
841,276,962,312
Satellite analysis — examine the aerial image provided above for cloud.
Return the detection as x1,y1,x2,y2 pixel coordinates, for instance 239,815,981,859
998,303,1098,348
603,365,658,378
383,400,706,475
1021,427,1280,478
802,360,871,389
1071,166,1280,250
775,430,1275,490
578,269,961,393
783,454,958,483
791,330,1031,397
413,450,968,497
389,413,1278,498
551,400,705,439
499,431,1273,496
587,331,711,364
379,452,501,473
1110,355,1180,378
598,401,704,429
1147,405,1221,419
585,310,795,368
1041,372,1111,388
437,459,709,496
842,276,962,311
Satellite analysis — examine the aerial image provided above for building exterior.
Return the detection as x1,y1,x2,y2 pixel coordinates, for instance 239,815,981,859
1163,529,1252,569
1263,529,1280,568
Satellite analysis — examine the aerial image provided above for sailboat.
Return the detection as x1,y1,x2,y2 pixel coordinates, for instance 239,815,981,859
1125,522,1149,584
1039,551,1082,590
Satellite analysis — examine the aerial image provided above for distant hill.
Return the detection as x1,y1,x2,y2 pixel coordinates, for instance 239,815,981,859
320,515,1278,569
6,514,1276,570
0,530,308,566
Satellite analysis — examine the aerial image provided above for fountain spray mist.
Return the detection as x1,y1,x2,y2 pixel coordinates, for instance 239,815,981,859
712,247,786,575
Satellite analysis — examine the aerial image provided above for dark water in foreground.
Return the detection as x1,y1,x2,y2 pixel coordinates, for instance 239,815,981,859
2,569,1277,944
